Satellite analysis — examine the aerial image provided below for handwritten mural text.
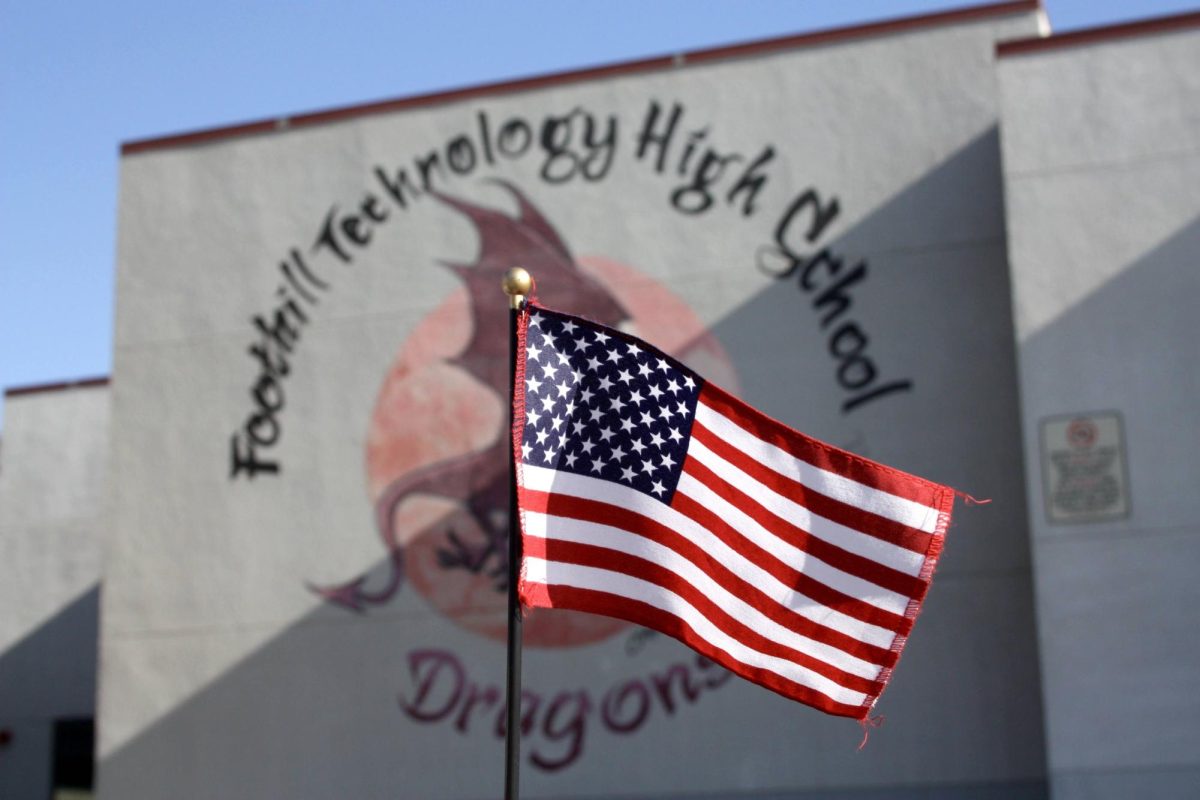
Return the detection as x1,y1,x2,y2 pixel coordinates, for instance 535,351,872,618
230,99,914,476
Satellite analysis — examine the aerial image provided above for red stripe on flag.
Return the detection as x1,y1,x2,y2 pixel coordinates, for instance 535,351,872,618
524,535,884,696
668,489,912,636
699,383,943,508
683,457,930,601
691,419,935,554
521,581,871,719
522,488,900,666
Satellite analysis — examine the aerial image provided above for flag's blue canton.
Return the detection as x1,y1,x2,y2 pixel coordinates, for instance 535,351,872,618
521,308,702,502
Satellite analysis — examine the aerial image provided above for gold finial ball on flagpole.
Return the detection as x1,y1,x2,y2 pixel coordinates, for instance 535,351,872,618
502,267,533,308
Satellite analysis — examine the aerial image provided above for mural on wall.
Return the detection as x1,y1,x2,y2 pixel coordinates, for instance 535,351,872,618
220,99,926,771
257,180,741,770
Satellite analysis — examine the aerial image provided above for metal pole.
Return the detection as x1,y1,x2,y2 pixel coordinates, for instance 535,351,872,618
501,267,531,800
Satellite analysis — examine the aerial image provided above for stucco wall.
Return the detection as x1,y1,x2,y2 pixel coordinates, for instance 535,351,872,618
999,22,1200,800
99,6,1046,799
0,383,108,799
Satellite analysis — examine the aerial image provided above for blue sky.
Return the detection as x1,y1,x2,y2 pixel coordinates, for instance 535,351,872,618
0,0,1193,426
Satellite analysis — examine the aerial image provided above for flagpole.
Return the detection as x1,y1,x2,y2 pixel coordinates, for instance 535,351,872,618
501,266,532,800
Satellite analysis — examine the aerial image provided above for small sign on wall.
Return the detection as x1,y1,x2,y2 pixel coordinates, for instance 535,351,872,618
1040,411,1130,524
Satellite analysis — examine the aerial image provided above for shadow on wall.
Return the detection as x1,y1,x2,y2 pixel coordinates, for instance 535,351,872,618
1019,214,1200,516
95,128,1048,799
0,586,100,800
0,586,99,718
1018,214,1200,798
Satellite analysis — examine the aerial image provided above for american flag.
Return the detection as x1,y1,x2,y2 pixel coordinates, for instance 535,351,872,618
514,304,954,719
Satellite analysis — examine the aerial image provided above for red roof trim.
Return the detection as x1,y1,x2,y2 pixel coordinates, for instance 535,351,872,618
998,9,1200,56
5,376,110,398
122,1,1040,156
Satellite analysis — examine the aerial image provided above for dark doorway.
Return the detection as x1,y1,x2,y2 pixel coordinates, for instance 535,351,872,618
51,718,94,800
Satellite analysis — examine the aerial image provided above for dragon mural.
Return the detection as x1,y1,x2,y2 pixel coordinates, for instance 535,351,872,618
310,180,734,646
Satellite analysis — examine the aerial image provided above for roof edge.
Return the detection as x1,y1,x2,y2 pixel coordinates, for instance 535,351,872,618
122,0,1041,156
5,376,111,398
998,8,1200,57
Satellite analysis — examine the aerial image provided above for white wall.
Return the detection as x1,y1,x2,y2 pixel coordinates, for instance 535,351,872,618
0,383,108,799
999,23,1200,800
100,6,1046,798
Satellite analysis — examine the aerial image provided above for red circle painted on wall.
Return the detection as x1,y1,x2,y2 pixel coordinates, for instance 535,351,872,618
312,183,737,648
369,258,736,647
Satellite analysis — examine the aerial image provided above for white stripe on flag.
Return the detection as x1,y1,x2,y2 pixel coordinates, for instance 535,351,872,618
523,554,871,708
694,402,942,534
523,509,884,680
687,437,927,576
521,465,898,648
674,472,911,616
